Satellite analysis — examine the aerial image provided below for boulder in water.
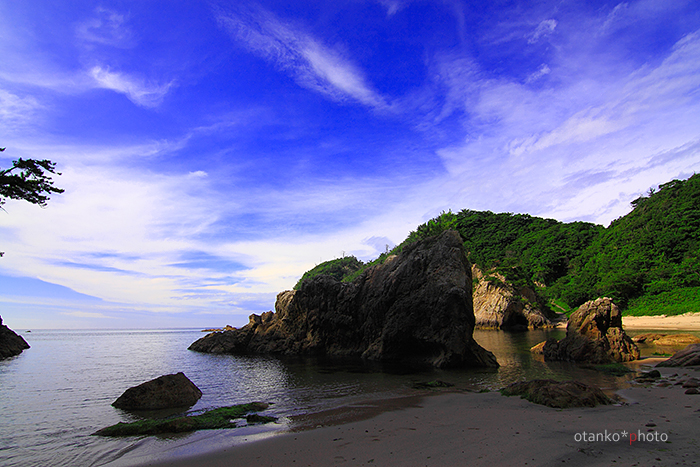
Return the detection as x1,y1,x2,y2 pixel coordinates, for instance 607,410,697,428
112,372,202,410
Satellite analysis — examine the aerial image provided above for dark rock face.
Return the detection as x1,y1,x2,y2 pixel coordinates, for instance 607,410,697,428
543,297,639,364
501,379,612,408
657,343,700,367
471,266,555,329
190,231,498,369
0,315,30,360
112,373,202,410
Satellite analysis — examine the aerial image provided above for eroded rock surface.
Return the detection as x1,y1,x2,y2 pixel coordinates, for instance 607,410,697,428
0,315,30,360
633,333,700,346
501,379,612,408
657,343,700,367
471,266,555,329
543,297,639,364
112,372,202,410
190,231,498,369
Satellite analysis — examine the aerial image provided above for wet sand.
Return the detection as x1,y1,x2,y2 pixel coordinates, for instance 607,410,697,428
137,366,700,467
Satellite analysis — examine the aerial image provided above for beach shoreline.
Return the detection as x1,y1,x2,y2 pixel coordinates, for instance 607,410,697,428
622,312,700,330
131,365,699,467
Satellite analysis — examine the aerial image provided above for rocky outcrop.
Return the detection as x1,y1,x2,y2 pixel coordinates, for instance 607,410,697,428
471,266,555,329
112,373,202,410
501,379,612,408
656,343,700,367
633,333,700,346
0,315,30,360
190,230,498,369
543,297,639,364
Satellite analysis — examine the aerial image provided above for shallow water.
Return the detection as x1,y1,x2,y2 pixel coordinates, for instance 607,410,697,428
0,327,697,467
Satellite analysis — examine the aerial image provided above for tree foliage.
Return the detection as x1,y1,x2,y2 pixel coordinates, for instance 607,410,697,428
0,148,65,208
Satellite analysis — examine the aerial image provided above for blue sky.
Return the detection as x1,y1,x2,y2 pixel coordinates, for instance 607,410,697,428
1,0,699,329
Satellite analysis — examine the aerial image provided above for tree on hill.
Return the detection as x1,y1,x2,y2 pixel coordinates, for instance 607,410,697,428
1,147,65,257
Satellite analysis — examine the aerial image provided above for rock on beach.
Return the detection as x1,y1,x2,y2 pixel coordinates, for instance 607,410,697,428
543,297,639,363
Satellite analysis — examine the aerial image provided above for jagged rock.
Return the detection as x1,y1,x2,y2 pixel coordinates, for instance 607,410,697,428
633,333,700,346
530,341,547,354
656,343,700,367
112,373,202,410
0,315,30,360
190,231,498,369
471,266,554,329
501,379,612,408
543,298,639,364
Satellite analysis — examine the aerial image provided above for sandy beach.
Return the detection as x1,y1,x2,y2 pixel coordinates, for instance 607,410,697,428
623,312,700,330
137,365,699,467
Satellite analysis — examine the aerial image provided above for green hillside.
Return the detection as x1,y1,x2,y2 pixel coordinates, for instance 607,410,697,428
296,174,700,316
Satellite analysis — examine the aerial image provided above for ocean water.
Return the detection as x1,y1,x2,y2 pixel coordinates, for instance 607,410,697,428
0,327,694,467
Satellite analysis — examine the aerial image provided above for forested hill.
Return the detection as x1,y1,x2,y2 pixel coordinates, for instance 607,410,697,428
297,174,700,316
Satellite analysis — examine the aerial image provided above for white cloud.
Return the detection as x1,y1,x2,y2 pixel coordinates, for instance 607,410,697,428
216,6,388,110
377,0,405,16
526,63,551,83
528,19,557,44
430,28,700,226
60,311,117,319
76,7,135,48
90,66,174,107
0,89,42,129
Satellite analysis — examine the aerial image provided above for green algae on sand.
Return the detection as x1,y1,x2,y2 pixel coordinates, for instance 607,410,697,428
94,402,275,437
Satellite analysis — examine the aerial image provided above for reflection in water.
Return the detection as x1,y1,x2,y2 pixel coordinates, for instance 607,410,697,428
1,327,697,467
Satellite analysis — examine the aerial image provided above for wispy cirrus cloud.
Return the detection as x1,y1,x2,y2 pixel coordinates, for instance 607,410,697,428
216,5,388,110
90,66,174,108
528,19,557,44
76,7,135,48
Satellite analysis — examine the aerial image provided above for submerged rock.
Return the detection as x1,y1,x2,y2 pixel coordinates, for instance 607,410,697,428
190,230,498,369
656,343,700,367
471,266,555,330
0,315,30,360
543,298,639,364
501,379,612,408
95,402,272,436
112,373,202,410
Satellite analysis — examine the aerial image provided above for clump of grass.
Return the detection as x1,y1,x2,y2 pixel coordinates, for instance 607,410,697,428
94,402,274,437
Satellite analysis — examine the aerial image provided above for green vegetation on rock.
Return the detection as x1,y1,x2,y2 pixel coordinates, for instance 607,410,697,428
294,255,363,289
94,402,274,437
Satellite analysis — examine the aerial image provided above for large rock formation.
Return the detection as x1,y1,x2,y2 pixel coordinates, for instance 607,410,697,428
471,266,554,329
190,230,498,369
0,315,30,360
112,373,203,410
543,297,639,363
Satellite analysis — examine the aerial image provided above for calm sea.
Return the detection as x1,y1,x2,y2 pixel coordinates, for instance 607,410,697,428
0,327,694,467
